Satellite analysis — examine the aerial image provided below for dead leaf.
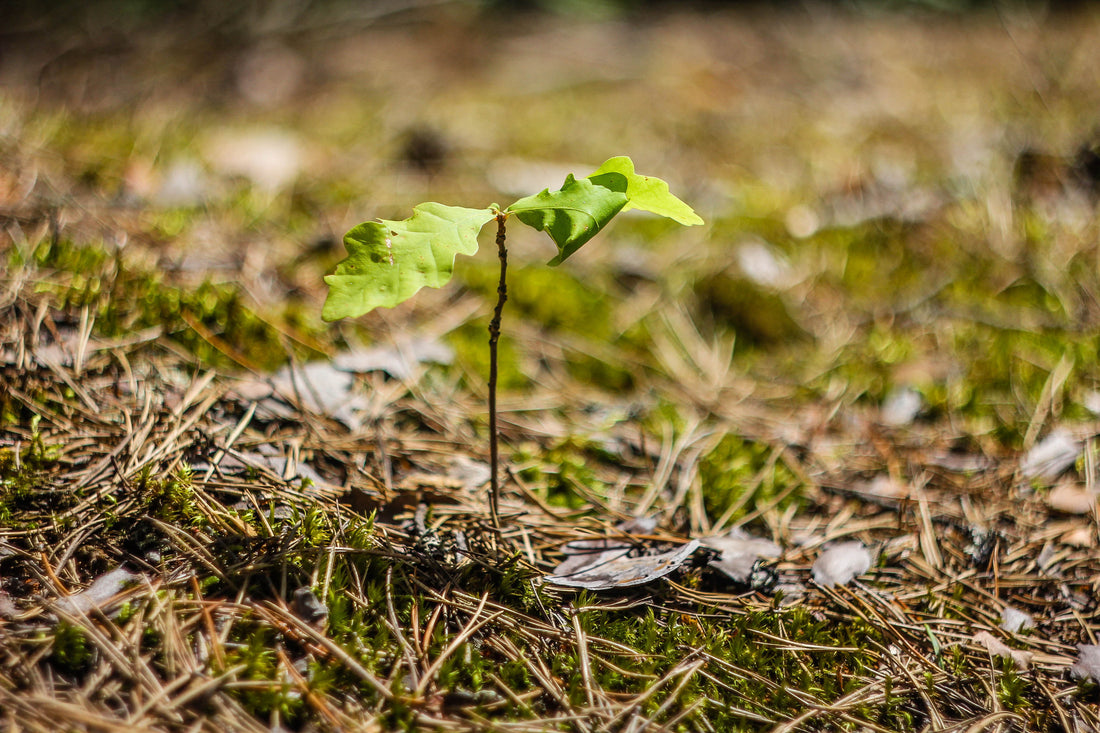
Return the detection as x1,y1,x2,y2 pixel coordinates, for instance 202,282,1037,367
736,239,792,289
334,337,454,380
549,545,633,580
850,475,910,505
1070,644,1100,681
0,590,17,619
545,540,701,591
270,362,368,430
54,567,141,616
1037,542,1059,572
548,518,651,579
1061,525,1095,547
812,542,873,587
1021,430,1080,483
1000,606,1036,634
446,455,492,490
204,128,302,193
925,451,993,474
229,376,275,402
616,516,659,535
972,631,1032,670
155,159,207,207
773,583,807,605
700,530,781,584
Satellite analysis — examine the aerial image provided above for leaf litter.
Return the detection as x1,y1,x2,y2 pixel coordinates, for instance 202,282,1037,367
812,542,874,587
1001,606,1037,634
545,538,701,591
3,5,1100,732
971,631,1033,671
699,529,782,585
52,567,143,617
333,336,454,380
1021,429,1082,483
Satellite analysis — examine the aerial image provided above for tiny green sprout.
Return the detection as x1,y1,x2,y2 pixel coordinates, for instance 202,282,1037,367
322,156,701,526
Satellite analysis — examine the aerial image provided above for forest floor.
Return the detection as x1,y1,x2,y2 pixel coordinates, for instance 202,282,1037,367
2,2,1100,731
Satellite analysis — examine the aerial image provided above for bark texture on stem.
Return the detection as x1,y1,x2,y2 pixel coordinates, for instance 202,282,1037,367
487,212,508,529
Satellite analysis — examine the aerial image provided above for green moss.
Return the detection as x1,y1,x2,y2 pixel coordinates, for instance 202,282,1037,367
705,212,791,253
563,348,637,392
51,622,92,673
804,325,919,405
28,238,329,371
640,398,690,439
562,602,904,730
694,272,807,348
0,434,62,522
515,439,612,510
297,504,333,548
223,626,306,723
939,326,1094,446
996,656,1033,713
698,434,803,524
139,465,203,526
149,208,193,239
26,236,114,274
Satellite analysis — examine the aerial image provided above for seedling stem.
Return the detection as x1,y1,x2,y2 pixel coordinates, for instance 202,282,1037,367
488,211,508,528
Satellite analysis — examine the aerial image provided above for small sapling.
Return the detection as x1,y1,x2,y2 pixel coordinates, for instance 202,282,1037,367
322,156,701,526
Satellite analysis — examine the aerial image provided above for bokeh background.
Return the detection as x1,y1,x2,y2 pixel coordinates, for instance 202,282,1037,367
3,0,1100,439
5,3,1100,730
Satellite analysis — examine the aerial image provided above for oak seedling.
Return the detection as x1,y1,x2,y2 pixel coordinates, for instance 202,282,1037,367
322,156,702,526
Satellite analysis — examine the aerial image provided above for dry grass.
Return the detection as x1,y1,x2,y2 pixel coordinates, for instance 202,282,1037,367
3,3,1100,731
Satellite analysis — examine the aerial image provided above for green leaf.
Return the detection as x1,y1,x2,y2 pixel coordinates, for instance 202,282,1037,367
322,203,494,321
506,174,629,266
588,156,703,226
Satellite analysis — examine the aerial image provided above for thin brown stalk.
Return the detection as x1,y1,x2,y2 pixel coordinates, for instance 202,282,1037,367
488,211,508,529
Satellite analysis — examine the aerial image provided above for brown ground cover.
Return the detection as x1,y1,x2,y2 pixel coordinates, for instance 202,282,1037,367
2,3,1100,730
